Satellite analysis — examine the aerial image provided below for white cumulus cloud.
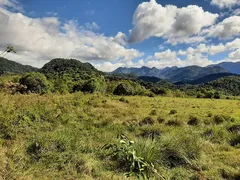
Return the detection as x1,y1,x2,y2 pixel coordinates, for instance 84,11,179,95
0,8,143,68
229,49,240,59
154,49,177,60
129,0,218,44
210,0,240,9
204,16,240,39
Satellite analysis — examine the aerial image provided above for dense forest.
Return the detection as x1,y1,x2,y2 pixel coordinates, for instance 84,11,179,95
1,58,240,99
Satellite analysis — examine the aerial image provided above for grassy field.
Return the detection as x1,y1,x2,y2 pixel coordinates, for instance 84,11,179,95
0,92,239,179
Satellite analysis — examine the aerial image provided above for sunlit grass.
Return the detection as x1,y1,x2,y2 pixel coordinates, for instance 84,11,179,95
0,92,239,179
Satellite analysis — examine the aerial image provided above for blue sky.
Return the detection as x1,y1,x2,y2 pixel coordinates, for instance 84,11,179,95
0,0,239,71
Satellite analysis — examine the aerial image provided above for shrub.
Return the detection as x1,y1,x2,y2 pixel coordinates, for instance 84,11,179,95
19,72,50,94
227,124,240,133
27,141,42,161
169,109,177,115
219,168,240,180
203,127,229,144
213,115,225,124
139,117,155,126
150,109,157,116
151,87,168,95
166,119,184,126
119,97,129,103
81,79,99,93
203,129,214,138
54,79,70,94
157,117,165,124
188,116,200,126
230,135,240,147
207,112,213,117
138,129,161,139
213,115,235,124
72,81,84,92
213,91,221,99
159,131,202,168
146,91,156,97
102,135,159,179
113,83,133,96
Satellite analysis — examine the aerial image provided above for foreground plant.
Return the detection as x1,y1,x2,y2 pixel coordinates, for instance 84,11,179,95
102,134,163,180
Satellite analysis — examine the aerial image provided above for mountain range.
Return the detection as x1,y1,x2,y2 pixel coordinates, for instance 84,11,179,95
112,62,240,83
1,57,240,85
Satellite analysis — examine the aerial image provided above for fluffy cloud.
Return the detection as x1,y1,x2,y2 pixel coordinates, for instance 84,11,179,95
129,0,218,43
144,47,213,69
167,36,206,45
209,43,226,55
226,38,240,49
229,49,240,59
154,49,177,60
178,38,240,57
178,44,209,56
0,8,143,68
144,53,213,69
210,0,240,9
113,32,128,46
205,16,240,39
94,59,145,72
94,62,125,72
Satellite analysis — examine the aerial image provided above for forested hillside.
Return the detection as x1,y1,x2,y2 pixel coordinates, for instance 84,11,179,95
0,57,38,74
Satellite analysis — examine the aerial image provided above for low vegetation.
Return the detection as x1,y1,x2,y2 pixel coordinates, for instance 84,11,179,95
0,92,239,179
0,58,240,179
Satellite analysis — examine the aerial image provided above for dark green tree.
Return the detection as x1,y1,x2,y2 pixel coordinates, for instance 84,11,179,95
113,83,133,96
19,72,50,94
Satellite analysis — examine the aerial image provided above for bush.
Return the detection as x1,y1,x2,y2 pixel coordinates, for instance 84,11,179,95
227,124,240,133
138,128,161,139
19,72,50,94
230,135,240,147
150,109,157,116
113,83,133,96
54,79,70,94
157,117,165,124
159,131,202,168
145,91,156,97
188,116,200,126
139,117,155,126
81,78,106,93
166,119,184,126
169,109,177,115
119,97,129,103
213,115,235,124
213,91,221,99
102,135,158,179
151,87,168,95
113,81,147,96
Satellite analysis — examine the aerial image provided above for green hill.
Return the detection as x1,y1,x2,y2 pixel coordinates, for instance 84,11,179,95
175,73,235,85
41,58,102,75
0,57,38,75
207,76,240,96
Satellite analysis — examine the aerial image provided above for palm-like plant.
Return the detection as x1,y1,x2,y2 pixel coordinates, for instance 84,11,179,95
0,45,16,57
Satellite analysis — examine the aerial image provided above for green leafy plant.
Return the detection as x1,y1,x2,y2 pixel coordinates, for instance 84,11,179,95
102,134,162,179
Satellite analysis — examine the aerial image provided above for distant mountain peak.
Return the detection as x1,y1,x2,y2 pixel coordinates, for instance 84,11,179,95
112,64,229,82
